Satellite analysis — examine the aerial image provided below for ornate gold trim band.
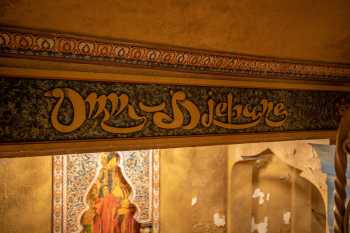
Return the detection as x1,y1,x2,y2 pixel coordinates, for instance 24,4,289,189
1,27,350,82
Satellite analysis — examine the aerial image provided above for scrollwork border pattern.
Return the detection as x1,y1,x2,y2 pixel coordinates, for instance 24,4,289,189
1,27,350,82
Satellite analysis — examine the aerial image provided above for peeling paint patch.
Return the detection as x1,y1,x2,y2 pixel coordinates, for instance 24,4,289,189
213,213,226,227
192,196,198,206
251,216,268,233
283,211,291,224
252,188,266,205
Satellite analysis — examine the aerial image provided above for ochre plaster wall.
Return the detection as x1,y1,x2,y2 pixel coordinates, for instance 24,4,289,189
0,156,52,233
0,140,330,233
160,146,228,233
227,140,329,233
1,0,350,63
230,152,326,233
160,140,329,233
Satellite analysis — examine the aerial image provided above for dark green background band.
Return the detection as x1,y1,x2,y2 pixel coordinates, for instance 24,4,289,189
0,77,347,143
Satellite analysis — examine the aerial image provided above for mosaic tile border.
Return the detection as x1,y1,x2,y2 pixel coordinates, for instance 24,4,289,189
52,155,64,233
2,77,349,144
1,27,350,82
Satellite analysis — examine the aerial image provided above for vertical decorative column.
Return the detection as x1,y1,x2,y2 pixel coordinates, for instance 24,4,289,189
313,144,350,233
334,107,350,233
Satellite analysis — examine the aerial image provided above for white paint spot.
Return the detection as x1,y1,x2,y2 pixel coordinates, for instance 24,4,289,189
283,211,291,224
266,193,270,201
251,216,268,233
192,196,198,206
252,188,265,205
213,213,226,227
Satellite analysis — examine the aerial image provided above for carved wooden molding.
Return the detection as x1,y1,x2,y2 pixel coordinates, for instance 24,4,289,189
1,26,350,82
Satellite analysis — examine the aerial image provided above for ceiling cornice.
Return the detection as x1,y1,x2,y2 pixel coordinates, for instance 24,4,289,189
1,26,350,82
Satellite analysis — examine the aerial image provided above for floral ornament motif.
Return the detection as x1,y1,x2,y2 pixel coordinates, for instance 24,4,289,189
1,27,350,81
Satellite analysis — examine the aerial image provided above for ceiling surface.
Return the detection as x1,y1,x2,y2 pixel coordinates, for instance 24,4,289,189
1,0,350,63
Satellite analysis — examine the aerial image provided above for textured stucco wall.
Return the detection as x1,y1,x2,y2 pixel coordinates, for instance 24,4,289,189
160,140,329,233
227,140,329,233
160,146,228,233
0,156,52,233
230,152,326,233
0,140,330,233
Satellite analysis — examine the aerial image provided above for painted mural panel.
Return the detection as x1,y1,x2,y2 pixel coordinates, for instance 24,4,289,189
53,150,159,233
0,77,348,143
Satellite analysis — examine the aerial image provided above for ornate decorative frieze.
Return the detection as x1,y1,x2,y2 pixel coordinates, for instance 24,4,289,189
1,27,350,82
0,77,349,143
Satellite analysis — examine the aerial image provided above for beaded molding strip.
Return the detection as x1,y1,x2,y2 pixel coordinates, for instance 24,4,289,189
1,27,350,82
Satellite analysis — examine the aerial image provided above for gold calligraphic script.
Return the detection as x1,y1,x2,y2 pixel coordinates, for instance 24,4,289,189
45,88,288,133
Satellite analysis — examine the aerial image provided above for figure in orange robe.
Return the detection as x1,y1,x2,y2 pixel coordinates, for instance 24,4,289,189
82,152,141,233
95,186,121,233
93,198,102,233
112,160,140,233
119,204,140,233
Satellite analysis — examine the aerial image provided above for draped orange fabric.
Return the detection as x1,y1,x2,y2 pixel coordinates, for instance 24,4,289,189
95,195,120,233
82,152,141,233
